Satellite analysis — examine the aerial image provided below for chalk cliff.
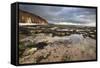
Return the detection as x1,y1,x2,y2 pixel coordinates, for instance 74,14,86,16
19,10,48,25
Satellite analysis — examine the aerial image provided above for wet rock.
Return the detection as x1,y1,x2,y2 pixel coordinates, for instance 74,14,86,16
19,34,96,64
20,36,35,46
35,42,48,49
23,48,37,56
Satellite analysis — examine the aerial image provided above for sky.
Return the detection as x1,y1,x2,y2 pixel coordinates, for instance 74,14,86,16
19,4,96,26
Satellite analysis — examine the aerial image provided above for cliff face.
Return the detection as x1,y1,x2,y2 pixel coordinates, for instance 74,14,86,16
19,10,48,25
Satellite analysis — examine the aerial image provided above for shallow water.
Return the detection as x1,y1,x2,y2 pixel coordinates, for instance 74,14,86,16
68,34,84,44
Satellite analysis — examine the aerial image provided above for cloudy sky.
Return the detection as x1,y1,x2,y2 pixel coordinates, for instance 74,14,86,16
19,4,96,26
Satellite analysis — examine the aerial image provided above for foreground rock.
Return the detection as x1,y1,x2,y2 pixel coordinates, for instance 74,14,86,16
19,34,96,64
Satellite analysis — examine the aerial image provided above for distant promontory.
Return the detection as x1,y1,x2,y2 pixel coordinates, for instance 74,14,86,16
19,10,48,25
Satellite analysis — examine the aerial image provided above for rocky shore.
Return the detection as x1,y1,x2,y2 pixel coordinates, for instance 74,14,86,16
19,33,96,64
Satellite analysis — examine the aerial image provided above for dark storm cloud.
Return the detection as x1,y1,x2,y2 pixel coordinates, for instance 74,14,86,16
19,4,96,26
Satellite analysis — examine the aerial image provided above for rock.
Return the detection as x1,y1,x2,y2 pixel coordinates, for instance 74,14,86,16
19,34,96,64
23,48,37,56
19,9,48,25
20,36,35,46
35,42,48,49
